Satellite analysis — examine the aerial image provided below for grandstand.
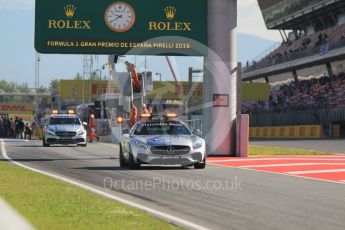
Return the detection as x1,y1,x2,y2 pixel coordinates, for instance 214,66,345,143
242,0,345,137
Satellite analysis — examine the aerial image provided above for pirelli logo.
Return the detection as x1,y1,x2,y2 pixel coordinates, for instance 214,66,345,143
213,94,229,107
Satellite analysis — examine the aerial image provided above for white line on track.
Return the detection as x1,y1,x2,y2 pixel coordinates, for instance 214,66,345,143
0,141,209,230
287,169,345,175
240,163,345,168
0,139,28,143
0,197,34,230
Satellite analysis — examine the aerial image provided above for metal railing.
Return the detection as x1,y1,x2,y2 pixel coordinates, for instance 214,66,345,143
185,119,202,133
243,39,345,73
95,119,111,136
250,108,345,127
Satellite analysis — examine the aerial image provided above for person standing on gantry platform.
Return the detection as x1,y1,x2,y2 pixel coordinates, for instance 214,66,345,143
88,111,99,143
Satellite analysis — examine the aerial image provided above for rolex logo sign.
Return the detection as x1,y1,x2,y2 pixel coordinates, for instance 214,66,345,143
64,4,76,18
164,6,176,20
48,4,91,30
148,6,191,31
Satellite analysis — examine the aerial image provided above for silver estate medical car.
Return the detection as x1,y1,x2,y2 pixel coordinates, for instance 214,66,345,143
43,111,87,147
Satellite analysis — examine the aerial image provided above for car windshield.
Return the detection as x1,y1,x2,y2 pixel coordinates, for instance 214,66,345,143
50,117,81,125
134,121,192,135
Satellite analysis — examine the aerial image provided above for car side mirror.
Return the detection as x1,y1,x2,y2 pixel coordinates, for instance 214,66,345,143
193,129,202,137
122,129,129,135
82,122,88,126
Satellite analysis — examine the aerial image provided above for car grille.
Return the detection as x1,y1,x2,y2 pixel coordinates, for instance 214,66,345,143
55,131,77,137
150,146,191,155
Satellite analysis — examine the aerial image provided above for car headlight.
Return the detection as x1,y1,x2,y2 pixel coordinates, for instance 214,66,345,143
46,129,56,136
193,141,203,149
77,130,86,136
135,141,148,150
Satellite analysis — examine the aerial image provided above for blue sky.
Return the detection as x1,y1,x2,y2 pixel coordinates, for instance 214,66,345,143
0,0,281,88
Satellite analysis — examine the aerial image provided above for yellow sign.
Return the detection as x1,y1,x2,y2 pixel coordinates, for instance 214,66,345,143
59,80,268,103
59,80,85,99
59,80,119,100
241,83,270,101
250,125,322,139
148,81,265,101
147,81,203,100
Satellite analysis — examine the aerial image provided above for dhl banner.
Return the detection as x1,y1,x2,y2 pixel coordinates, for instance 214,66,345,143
9,114,34,122
0,103,33,113
0,104,34,121
250,125,323,139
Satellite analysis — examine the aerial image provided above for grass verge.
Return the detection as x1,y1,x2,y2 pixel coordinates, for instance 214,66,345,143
249,145,332,156
0,160,180,230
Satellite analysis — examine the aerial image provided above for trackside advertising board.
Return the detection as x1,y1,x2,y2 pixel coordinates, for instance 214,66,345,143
0,103,34,121
250,125,323,139
35,0,207,56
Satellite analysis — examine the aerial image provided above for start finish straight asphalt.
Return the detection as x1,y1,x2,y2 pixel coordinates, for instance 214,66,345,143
1,140,345,230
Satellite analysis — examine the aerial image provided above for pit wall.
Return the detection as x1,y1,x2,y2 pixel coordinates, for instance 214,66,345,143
250,125,323,139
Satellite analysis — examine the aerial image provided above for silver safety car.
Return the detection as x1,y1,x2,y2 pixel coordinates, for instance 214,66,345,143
43,111,88,147
120,114,206,169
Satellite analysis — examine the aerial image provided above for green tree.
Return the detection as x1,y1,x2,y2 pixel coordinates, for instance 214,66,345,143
17,82,30,92
74,73,83,80
49,79,59,95
0,80,30,93
36,85,48,93
0,80,42,103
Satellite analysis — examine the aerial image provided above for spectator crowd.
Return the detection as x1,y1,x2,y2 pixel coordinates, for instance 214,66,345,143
246,23,345,71
242,72,345,115
0,116,35,140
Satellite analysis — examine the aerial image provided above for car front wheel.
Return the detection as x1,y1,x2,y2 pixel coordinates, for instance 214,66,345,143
119,145,129,168
194,157,206,169
128,152,141,169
